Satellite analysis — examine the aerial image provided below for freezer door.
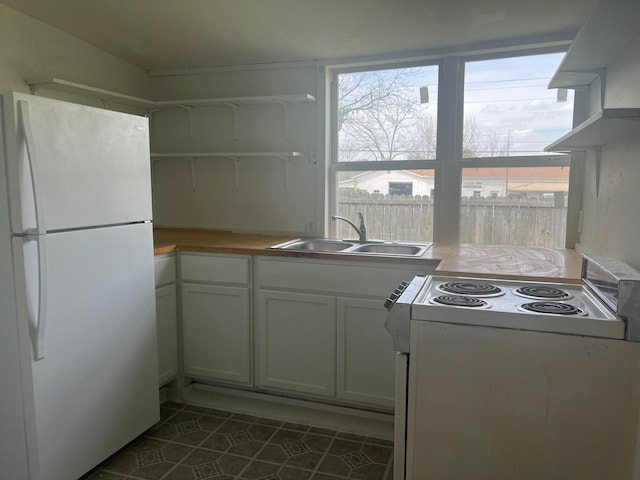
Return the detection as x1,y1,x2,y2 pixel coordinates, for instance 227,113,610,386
12,222,159,480
2,92,151,233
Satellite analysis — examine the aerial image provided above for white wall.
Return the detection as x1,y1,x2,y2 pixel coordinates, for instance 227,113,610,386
0,4,148,101
0,3,324,237
579,34,640,269
148,67,324,235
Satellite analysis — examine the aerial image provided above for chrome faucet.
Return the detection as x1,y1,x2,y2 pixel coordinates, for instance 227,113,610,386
332,212,367,242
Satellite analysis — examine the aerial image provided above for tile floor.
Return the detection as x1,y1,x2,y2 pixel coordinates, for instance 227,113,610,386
82,402,394,480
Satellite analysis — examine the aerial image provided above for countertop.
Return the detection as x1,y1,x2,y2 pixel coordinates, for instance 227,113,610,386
153,228,583,283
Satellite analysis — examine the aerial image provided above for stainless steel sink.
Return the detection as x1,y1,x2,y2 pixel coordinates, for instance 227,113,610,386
270,238,431,256
350,243,429,256
270,238,356,252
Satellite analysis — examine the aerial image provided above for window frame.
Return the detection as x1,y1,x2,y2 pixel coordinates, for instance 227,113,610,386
328,45,582,246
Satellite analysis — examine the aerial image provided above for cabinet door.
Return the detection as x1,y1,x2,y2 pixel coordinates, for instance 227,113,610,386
155,284,178,386
336,297,396,408
256,290,336,397
182,283,251,385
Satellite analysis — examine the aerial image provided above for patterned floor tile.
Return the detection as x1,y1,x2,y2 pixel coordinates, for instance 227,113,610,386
238,460,280,479
282,422,310,432
149,412,227,446
316,437,392,480
81,403,394,480
93,438,193,479
310,473,348,480
200,419,276,458
163,449,250,479
278,465,314,480
257,431,332,471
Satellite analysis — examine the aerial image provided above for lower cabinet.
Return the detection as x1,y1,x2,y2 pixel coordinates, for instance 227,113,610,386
254,256,430,408
336,297,396,408
155,284,178,385
256,290,336,397
154,253,178,386
182,283,251,385
158,252,430,409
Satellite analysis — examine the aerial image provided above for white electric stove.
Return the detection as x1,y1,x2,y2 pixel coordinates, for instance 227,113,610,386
385,253,640,480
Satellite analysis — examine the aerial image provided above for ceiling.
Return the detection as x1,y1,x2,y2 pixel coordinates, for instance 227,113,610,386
2,0,599,71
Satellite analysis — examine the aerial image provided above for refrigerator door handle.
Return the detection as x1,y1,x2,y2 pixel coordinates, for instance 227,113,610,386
33,234,48,360
19,234,49,361
18,100,47,235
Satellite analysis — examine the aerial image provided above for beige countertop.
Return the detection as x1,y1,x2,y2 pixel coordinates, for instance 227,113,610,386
154,228,583,283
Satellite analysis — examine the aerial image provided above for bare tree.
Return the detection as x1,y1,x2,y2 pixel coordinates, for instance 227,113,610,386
338,69,508,162
338,69,423,161
408,112,437,160
462,116,509,157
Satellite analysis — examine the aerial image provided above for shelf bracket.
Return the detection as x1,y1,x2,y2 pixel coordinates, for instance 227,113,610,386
276,155,293,193
584,68,608,109
575,146,602,197
224,103,240,142
564,68,607,108
146,106,195,142
176,105,195,143
225,156,240,191
275,100,290,140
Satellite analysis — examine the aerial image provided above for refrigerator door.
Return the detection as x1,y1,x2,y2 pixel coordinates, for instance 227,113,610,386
12,222,159,480
1,92,151,234
0,157,30,478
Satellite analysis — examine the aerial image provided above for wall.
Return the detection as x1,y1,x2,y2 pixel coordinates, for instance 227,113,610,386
0,3,325,237
148,67,325,235
0,4,148,103
579,34,640,269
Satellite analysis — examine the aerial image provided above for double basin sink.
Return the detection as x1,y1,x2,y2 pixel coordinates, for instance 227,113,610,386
270,238,432,257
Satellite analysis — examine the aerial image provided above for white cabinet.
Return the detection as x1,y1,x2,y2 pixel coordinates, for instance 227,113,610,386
254,256,430,408
336,297,396,408
154,254,178,386
256,290,336,397
181,253,252,386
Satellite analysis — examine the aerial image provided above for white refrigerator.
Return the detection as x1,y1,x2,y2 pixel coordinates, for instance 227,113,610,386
0,92,160,480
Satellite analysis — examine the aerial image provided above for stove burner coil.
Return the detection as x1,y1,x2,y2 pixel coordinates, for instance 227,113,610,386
520,301,583,315
514,285,572,301
432,295,489,308
437,282,503,297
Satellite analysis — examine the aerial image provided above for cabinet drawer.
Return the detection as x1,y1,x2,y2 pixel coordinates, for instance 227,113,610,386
181,253,250,285
154,254,176,287
255,257,429,297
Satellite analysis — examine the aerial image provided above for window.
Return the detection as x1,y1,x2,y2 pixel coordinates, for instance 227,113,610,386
330,49,575,247
460,53,573,247
333,64,439,241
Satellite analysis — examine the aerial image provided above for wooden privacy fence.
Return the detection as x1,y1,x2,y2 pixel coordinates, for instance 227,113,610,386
337,194,567,248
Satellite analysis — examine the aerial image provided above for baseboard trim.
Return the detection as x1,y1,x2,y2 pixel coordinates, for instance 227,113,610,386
178,383,394,440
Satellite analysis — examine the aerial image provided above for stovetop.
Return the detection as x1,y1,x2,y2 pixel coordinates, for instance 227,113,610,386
411,275,624,339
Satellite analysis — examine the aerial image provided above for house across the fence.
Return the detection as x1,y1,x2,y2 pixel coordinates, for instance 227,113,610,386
338,167,569,199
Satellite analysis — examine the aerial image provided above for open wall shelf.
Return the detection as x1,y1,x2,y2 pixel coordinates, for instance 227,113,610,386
545,109,640,152
151,152,306,193
548,0,640,90
27,78,316,110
